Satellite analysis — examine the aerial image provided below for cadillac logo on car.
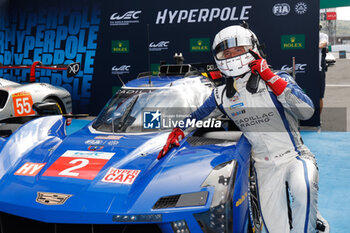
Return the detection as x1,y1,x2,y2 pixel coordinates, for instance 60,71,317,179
36,192,73,205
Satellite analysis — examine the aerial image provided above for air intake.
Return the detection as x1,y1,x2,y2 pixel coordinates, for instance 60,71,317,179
0,90,9,109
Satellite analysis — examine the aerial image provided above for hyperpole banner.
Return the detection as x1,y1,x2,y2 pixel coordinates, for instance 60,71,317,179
0,0,320,126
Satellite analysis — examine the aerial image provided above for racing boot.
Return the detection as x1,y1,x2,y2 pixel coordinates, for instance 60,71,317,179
316,212,330,233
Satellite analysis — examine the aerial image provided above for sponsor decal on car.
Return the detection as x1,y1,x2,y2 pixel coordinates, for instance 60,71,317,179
272,3,290,16
102,168,141,184
110,10,141,26
85,139,105,145
36,192,72,205
11,91,35,117
112,65,131,75
88,145,104,151
43,150,115,180
155,6,252,24
14,162,46,176
281,34,305,50
107,141,119,146
112,40,129,53
149,41,169,52
235,192,248,207
190,38,210,52
94,135,123,140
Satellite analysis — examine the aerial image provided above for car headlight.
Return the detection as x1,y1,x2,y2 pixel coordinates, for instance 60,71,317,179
201,160,237,207
194,160,237,233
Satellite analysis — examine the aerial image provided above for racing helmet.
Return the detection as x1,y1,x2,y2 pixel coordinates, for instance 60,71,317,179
212,25,262,77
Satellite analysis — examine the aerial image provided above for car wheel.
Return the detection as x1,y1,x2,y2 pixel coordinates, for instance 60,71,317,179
44,98,64,114
248,159,263,233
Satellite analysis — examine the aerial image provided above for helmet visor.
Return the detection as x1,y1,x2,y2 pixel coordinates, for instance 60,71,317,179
213,38,252,60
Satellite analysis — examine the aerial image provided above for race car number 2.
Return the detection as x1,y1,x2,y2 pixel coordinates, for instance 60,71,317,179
43,150,115,180
12,92,35,117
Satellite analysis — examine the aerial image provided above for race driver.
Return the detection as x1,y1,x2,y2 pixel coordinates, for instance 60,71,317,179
158,24,329,233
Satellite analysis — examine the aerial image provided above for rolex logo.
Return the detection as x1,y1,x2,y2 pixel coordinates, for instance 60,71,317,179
190,38,210,52
281,34,305,50
112,40,130,53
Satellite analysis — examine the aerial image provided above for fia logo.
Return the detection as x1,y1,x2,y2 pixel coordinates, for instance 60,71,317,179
143,110,161,129
272,3,290,16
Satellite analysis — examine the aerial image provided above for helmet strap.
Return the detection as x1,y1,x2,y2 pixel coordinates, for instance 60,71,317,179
225,77,237,98
246,73,261,94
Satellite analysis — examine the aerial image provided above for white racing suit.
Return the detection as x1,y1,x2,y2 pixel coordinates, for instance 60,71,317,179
185,71,319,233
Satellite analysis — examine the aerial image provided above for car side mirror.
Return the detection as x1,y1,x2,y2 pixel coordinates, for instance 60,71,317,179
32,102,62,116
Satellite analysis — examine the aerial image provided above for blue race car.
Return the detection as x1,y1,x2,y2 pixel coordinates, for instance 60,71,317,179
0,63,262,233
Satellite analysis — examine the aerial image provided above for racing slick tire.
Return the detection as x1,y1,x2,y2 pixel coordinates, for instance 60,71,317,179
43,98,64,114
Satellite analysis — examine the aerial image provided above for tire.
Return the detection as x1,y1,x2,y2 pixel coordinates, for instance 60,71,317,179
248,158,263,233
43,98,64,114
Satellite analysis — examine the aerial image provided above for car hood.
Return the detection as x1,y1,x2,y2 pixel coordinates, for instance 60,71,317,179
0,116,246,223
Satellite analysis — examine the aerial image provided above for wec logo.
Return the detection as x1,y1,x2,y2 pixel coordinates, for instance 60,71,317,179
112,65,131,75
112,65,130,72
110,10,141,26
110,11,141,20
149,41,169,51
281,64,307,73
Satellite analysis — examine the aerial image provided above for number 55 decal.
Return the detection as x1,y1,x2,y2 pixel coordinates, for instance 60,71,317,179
43,150,115,180
12,92,35,117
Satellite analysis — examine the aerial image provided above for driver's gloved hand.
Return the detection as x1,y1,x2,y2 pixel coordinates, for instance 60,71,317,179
248,49,287,96
158,128,184,159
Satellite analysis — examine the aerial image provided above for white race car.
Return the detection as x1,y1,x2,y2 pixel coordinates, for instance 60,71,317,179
0,62,79,122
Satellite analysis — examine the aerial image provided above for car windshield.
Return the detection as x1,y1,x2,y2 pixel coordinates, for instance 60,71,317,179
92,80,212,133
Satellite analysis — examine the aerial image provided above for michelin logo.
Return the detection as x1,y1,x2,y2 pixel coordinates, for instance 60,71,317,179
155,6,252,24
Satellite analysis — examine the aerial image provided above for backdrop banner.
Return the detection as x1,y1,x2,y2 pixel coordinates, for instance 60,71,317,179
0,0,320,126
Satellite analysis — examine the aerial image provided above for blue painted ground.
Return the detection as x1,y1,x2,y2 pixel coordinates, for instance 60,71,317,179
301,131,350,232
67,120,350,232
